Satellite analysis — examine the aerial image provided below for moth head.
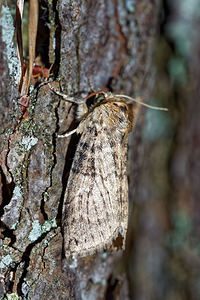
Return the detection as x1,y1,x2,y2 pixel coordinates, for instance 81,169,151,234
86,92,106,109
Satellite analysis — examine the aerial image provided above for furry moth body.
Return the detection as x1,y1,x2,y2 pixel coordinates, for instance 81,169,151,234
55,90,139,258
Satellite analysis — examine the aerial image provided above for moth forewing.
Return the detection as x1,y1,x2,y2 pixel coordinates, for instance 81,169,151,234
49,85,166,258
62,93,140,259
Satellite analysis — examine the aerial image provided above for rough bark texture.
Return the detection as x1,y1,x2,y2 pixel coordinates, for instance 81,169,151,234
0,0,159,298
3,0,199,299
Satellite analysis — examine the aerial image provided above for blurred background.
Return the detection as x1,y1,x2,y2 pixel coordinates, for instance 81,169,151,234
126,0,200,299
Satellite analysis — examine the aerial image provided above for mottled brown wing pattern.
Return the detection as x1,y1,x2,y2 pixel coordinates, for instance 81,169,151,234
62,99,133,258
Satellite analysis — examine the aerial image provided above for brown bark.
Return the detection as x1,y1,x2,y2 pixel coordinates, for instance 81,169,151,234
127,1,200,300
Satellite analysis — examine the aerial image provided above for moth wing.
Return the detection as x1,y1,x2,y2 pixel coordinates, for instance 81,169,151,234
62,104,129,258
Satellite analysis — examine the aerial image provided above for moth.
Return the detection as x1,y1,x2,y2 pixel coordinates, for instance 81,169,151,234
50,86,167,258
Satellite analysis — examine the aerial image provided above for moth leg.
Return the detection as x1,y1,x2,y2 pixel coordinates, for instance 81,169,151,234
48,84,80,104
58,128,77,138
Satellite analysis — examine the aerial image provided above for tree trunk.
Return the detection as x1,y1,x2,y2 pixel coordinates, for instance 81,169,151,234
3,0,195,299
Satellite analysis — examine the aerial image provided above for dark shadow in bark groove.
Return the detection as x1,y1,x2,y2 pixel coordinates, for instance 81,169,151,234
34,0,61,76
36,0,50,67
105,275,119,300
0,166,15,217
0,223,16,247
56,122,80,257
40,105,59,221
16,231,53,296
52,0,61,77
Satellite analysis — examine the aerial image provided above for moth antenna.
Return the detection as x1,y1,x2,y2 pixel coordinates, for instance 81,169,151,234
58,128,77,138
48,84,85,104
115,95,168,111
83,90,106,101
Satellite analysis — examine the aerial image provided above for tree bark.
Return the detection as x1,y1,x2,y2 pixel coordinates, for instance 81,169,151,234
1,0,161,299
